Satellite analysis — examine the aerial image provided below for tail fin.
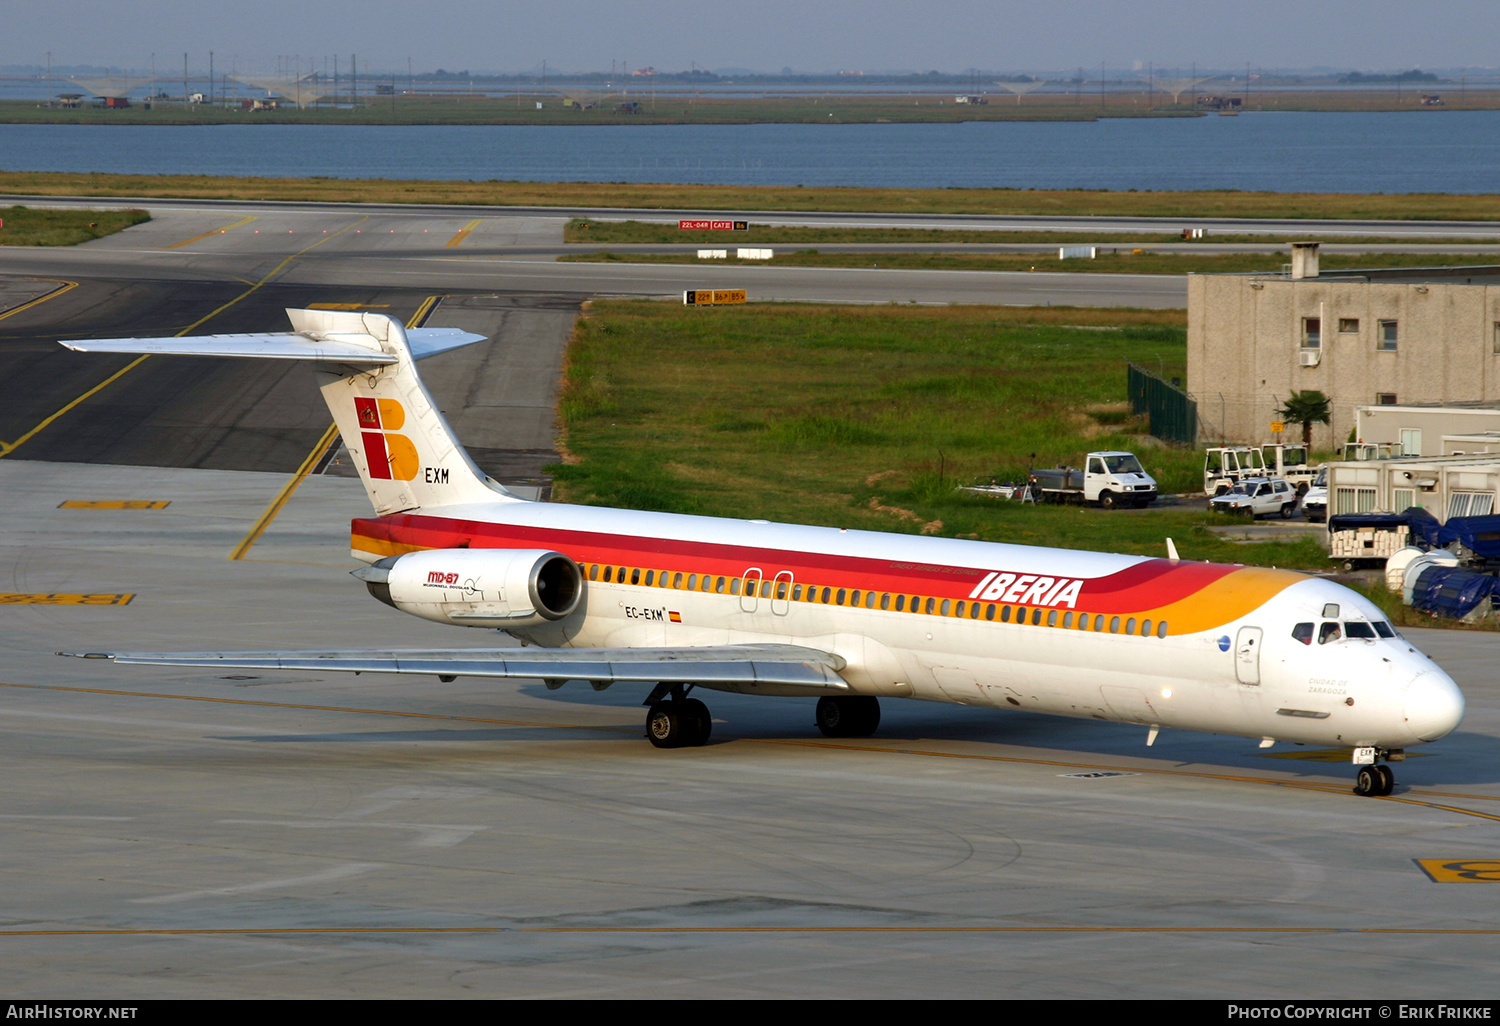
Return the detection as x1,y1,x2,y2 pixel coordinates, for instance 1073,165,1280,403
62,307,519,515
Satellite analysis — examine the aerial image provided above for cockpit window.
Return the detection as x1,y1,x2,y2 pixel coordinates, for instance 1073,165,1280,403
1321,603,1340,618
1344,622,1376,639
1372,621,1396,638
1292,622,1314,645
1318,622,1342,645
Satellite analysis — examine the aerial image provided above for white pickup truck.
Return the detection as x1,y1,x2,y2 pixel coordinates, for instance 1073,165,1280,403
1029,451,1158,509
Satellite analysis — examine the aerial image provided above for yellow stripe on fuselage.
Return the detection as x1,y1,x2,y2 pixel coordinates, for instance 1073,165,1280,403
1131,566,1304,636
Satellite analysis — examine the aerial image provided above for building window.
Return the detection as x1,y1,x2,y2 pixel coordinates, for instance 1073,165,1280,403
1335,486,1378,515
1302,317,1321,349
1338,318,1360,333
1449,492,1495,518
1376,393,1398,405
1378,319,1398,351
1393,488,1415,512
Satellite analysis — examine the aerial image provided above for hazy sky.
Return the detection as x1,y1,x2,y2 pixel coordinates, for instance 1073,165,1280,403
11,0,1500,75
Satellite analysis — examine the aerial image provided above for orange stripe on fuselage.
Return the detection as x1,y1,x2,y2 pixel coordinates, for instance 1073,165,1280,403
350,515,1302,634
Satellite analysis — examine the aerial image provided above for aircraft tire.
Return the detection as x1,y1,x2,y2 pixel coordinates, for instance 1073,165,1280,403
1354,765,1382,797
646,701,685,749
816,696,881,738
1376,764,1395,796
680,698,712,747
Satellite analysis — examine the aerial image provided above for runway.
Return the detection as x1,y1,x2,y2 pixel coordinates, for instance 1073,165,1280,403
1,203,1497,998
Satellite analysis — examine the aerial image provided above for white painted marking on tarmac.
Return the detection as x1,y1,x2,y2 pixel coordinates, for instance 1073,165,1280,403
132,863,381,904
0,814,134,821
221,819,489,848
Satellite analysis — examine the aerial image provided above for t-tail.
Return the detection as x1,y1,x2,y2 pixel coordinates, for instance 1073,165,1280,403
62,307,518,516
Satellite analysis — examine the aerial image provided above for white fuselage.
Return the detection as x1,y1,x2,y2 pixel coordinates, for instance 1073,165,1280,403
352,498,1465,752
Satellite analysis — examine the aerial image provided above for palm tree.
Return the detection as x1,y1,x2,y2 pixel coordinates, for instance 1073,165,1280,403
1278,390,1331,447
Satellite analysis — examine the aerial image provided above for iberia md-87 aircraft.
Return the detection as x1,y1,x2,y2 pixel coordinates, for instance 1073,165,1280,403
63,309,1465,797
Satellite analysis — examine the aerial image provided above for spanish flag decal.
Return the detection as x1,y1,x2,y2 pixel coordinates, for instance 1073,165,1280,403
669,611,682,623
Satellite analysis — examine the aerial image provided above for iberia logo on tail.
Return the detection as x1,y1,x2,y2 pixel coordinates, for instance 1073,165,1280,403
354,397,419,481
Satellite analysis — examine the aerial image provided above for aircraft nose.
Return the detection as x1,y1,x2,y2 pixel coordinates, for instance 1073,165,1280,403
1405,670,1466,742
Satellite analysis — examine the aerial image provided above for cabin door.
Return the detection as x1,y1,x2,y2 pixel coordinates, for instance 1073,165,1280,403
1235,626,1263,685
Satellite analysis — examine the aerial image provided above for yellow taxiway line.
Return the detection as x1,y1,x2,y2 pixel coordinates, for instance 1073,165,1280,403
444,219,482,247
166,214,257,249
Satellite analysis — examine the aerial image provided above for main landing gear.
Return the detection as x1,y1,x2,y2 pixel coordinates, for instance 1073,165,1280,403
815,696,881,739
644,684,712,749
1353,753,1397,797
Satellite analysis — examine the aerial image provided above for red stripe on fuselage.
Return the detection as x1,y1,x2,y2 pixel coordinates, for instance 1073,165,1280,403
351,513,1240,611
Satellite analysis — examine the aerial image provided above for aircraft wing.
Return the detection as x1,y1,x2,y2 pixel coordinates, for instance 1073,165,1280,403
64,644,851,696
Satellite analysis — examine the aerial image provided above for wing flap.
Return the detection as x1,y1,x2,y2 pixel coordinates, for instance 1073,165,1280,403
66,644,851,694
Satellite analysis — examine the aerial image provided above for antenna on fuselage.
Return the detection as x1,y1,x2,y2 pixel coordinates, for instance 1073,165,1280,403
1165,537,1180,561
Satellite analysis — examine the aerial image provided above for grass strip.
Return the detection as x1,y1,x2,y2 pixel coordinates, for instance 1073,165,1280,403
6,171,1500,222
564,219,1500,247
0,204,148,246
560,250,1500,275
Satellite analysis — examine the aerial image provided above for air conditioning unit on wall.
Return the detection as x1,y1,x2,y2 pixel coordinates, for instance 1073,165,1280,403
1299,350,1321,367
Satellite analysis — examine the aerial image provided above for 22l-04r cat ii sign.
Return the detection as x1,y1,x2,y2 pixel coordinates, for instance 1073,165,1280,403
60,309,1463,797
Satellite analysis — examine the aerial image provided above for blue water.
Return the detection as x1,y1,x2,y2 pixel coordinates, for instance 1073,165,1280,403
1,112,1496,193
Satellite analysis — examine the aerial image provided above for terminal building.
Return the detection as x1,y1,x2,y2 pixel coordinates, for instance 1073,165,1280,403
1186,244,1500,448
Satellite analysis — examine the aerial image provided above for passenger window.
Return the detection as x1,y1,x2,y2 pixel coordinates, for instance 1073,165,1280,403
1000,605,1012,623
589,564,600,581
1157,621,1168,638
1047,610,1058,627
837,589,846,605
823,587,833,603
1031,608,1043,625
761,581,772,598
603,566,613,583
851,590,861,607
925,597,935,615
940,599,951,616
1319,622,1342,645
1292,622,1314,645
986,604,996,621
731,578,741,596
776,580,788,600
1110,616,1121,633
631,568,641,585
1140,618,1152,637
1063,611,1073,628
686,574,696,590
716,576,726,594
1125,617,1136,635
895,595,906,612
673,573,683,589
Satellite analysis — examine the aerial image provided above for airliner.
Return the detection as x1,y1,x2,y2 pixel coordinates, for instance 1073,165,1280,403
62,308,1465,797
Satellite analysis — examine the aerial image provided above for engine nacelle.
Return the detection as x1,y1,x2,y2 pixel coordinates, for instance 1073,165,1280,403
353,548,583,627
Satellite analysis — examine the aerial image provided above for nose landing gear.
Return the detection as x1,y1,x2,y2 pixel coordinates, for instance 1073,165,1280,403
1353,756,1396,797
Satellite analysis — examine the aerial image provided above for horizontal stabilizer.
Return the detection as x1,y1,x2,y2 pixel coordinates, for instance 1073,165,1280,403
60,333,399,365
406,328,490,360
65,644,852,694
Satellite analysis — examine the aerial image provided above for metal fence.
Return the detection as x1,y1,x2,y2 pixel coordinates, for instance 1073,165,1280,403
1127,362,1197,446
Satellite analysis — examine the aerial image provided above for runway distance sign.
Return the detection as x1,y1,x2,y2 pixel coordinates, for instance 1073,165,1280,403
684,289,747,306
679,220,748,231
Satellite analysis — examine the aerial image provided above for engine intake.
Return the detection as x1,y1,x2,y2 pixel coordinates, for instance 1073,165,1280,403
353,548,583,627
